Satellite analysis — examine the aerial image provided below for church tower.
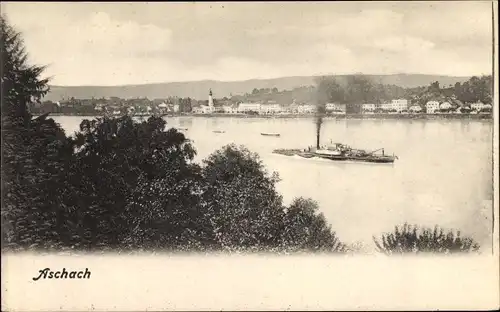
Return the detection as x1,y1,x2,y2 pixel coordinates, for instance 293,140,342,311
208,89,214,107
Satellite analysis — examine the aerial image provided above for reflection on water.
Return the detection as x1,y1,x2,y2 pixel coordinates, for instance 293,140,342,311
53,116,494,250
178,118,193,129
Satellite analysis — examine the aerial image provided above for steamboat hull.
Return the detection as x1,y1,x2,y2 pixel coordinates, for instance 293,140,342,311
273,149,397,163
316,154,348,161
347,156,396,163
317,154,395,163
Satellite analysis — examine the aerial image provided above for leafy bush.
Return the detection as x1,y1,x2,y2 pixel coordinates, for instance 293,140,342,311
460,107,472,114
281,198,346,253
373,223,480,254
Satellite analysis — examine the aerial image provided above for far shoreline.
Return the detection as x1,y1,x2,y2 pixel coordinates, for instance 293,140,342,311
35,112,493,121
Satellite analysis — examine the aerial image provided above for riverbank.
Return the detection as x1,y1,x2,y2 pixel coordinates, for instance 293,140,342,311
35,112,493,120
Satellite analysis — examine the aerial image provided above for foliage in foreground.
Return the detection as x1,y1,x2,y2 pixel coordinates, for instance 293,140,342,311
373,223,480,255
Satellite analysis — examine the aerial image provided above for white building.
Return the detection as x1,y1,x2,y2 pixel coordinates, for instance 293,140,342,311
426,101,440,114
381,102,393,111
284,103,299,114
326,103,346,112
260,104,282,114
223,105,237,114
391,99,409,112
361,103,376,111
409,105,423,113
478,104,493,114
440,102,452,110
173,104,180,113
297,104,316,114
214,106,225,113
201,105,215,114
238,102,261,113
471,102,486,111
158,103,168,113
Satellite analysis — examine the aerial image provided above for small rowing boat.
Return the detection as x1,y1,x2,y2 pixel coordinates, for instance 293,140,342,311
261,132,280,137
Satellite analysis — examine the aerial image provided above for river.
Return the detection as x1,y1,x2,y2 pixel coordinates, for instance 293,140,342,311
52,115,494,251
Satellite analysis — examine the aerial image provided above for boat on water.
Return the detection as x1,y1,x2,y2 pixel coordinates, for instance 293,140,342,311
273,142,398,163
261,132,280,137
213,130,225,133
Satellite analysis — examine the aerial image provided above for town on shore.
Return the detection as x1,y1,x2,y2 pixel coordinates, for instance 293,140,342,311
30,75,493,119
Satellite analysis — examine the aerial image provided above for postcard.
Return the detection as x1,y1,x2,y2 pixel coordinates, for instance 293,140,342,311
1,1,498,311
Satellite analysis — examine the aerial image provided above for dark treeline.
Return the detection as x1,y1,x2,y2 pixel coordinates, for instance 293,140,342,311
29,96,196,116
1,16,482,254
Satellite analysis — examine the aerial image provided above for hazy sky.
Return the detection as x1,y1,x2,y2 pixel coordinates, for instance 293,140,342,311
2,1,495,86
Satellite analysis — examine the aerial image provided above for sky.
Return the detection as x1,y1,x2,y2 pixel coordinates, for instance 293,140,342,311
1,1,495,86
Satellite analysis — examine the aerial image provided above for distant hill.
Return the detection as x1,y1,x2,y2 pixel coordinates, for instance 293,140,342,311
45,74,471,101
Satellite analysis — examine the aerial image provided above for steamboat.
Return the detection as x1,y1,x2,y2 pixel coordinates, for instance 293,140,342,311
273,142,397,163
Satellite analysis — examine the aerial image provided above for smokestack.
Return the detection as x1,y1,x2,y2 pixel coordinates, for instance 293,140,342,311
315,102,326,149
316,115,322,149
314,76,329,149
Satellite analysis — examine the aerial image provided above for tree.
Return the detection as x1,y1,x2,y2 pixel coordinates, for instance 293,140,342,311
1,15,75,250
429,81,440,95
342,75,376,107
281,198,346,252
476,75,492,104
315,75,379,113
201,144,285,251
454,75,492,104
315,76,345,105
1,15,49,123
200,145,347,253
60,116,201,250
